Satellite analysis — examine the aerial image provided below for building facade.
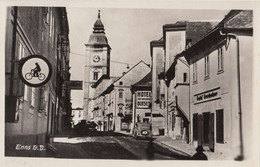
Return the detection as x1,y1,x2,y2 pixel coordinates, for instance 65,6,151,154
150,38,167,135
5,7,71,156
164,22,217,141
182,10,253,159
83,11,151,132
83,11,111,122
90,61,151,132
150,21,217,140
71,107,84,128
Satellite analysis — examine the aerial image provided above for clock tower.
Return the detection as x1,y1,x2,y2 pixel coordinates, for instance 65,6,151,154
83,10,111,120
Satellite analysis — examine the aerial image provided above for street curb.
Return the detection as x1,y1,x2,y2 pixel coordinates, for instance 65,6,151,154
46,143,58,157
154,140,193,157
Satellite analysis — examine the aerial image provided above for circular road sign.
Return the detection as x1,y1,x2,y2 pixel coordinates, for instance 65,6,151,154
19,55,52,87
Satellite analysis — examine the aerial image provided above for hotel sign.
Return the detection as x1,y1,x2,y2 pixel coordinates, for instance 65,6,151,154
194,87,221,104
136,91,151,109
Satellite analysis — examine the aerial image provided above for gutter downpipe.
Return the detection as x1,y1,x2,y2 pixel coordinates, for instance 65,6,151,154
220,30,243,160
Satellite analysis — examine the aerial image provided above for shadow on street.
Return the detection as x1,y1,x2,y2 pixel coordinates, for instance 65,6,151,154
66,130,129,138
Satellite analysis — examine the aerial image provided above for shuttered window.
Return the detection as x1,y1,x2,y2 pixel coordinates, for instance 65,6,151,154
193,113,198,141
216,109,224,143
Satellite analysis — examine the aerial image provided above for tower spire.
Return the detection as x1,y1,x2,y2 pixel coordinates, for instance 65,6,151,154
98,10,101,19
93,10,104,33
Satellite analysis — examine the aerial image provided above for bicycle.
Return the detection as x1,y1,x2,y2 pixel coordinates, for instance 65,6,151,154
25,70,45,81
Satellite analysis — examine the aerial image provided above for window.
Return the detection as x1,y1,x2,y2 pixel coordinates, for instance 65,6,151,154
79,111,81,118
143,118,149,123
119,91,123,98
160,94,165,109
193,113,198,141
172,112,175,131
49,8,53,38
18,42,25,60
119,105,123,113
119,81,123,85
24,85,29,101
218,47,224,72
204,55,210,78
193,62,197,83
93,72,99,80
183,73,187,83
216,110,224,143
31,88,36,107
39,87,45,112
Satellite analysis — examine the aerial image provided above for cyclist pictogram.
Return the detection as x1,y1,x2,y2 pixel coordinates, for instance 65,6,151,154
18,55,52,87
25,63,46,81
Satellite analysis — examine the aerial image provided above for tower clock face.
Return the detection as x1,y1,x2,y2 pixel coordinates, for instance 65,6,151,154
93,55,101,63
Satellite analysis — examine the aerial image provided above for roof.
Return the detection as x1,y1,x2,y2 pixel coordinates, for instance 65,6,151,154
112,60,150,85
95,61,150,98
185,21,218,45
163,21,218,47
223,10,252,29
150,37,164,44
181,10,253,64
86,10,110,47
132,71,152,87
150,37,164,57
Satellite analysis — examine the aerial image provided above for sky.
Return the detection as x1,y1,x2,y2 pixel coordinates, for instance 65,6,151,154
67,8,229,108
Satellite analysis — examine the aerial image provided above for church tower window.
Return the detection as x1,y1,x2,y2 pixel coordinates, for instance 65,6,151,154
93,72,99,80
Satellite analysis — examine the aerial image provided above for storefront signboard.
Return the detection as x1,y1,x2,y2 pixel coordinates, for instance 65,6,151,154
194,87,221,104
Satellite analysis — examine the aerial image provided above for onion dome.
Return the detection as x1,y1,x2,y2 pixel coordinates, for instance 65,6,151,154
87,10,109,46
93,10,105,33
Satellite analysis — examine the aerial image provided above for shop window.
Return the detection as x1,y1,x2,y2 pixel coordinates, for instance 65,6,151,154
193,113,198,141
216,109,224,143
218,47,224,72
193,62,197,83
204,55,210,78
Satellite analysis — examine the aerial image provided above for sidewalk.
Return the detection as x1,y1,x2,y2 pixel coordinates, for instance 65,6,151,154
154,135,229,160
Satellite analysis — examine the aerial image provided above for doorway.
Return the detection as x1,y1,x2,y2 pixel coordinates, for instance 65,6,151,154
202,112,214,151
203,112,210,145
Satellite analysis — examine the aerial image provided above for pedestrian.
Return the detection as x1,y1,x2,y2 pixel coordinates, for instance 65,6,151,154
146,139,155,160
192,146,208,160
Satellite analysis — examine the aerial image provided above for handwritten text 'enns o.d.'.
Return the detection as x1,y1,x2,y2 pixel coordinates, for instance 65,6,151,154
15,144,46,151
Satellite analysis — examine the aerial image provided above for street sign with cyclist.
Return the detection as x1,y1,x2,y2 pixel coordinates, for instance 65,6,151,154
18,55,52,87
